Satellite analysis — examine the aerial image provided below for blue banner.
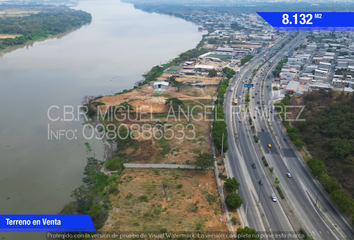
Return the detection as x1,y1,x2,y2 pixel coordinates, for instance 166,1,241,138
0,215,95,232
257,12,354,31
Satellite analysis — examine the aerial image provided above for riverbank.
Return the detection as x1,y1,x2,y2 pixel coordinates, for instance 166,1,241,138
0,7,91,49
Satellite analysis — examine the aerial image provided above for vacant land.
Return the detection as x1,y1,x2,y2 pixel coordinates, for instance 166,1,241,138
96,82,217,113
100,168,230,233
0,34,22,39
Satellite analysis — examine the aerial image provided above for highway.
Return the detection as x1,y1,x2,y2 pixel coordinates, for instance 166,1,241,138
225,31,354,240
262,57,354,239
225,33,297,238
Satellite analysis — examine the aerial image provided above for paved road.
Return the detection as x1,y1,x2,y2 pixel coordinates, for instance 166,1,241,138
224,33,298,238
263,70,354,239
252,37,354,240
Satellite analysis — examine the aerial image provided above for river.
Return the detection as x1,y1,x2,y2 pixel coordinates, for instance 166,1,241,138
0,0,203,239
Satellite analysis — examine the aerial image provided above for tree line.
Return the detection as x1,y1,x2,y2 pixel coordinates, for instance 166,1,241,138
284,91,354,224
0,7,92,49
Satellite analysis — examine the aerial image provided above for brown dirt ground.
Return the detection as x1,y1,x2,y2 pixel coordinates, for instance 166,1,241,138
100,168,230,233
102,114,212,164
96,84,217,113
0,34,23,39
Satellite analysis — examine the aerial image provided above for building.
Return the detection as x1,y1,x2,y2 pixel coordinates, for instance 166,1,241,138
153,81,169,89
285,81,300,93
194,65,214,72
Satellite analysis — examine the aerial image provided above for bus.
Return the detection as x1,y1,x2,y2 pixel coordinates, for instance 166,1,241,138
234,99,238,105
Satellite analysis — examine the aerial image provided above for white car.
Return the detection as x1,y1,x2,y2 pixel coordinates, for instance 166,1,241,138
271,193,277,202
286,173,292,178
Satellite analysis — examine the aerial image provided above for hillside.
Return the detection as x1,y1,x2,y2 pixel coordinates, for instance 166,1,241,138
281,90,354,220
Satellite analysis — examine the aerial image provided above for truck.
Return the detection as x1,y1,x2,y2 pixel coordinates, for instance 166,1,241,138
234,99,238,105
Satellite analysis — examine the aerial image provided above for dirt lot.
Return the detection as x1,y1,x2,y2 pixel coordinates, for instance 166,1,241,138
231,44,262,48
100,168,232,233
0,9,40,17
0,34,23,39
96,83,217,113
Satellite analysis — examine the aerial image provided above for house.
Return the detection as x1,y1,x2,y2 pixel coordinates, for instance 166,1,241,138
153,81,169,89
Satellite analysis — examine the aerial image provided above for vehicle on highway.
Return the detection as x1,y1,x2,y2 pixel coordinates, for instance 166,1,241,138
284,138,287,141
267,85,269,87
268,144,271,148
252,163,256,169
242,80,244,83
255,93,257,95
262,128,264,132
271,193,277,202
252,96,255,98
229,87,234,92
286,173,292,178
253,116,256,119
241,109,244,112
239,120,242,123
270,110,273,113
259,106,261,109
259,180,263,185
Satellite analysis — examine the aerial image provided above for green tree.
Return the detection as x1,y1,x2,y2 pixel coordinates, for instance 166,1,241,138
165,97,185,111
275,177,280,185
236,226,260,240
320,175,340,194
224,177,240,192
70,185,92,213
269,167,274,174
194,152,215,169
307,158,327,177
225,193,243,210
208,69,217,77
87,204,107,229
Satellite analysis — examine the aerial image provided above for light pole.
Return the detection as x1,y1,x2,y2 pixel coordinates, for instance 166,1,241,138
257,176,263,205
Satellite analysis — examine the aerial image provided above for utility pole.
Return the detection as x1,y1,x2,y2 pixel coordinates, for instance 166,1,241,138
245,202,249,219
221,133,224,154
257,176,263,205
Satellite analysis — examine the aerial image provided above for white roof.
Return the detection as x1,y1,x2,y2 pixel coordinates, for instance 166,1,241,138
324,52,335,56
344,87,354,92
194,65,214,69
319,62,331,66
285,81,300,91
153,81,169,86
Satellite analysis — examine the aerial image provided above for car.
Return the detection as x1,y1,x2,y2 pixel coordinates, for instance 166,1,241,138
271,193,277,202
267,85,269,87
255,93,257,95
236,94,238,97
268,144,271,148
284,137,287,141
286,173,292,178
253,116,256,119
252,163,256,169
252,96,255,98
241,109,244,112
262,128,265,132
239,96,241,99
259,180,263,185
259,106,261,109
255,108,257,110
239,120,242,123
270,110,273,113
257,101,260,104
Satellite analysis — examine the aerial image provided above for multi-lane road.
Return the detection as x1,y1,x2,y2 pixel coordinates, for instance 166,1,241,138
224,32,354,240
